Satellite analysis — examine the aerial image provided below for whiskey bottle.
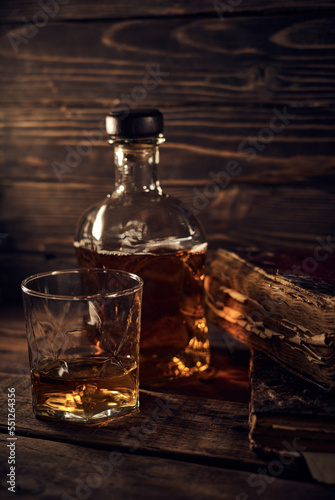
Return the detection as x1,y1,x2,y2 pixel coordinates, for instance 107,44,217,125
74,109,210,384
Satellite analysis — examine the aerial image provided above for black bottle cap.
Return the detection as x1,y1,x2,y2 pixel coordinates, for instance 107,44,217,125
106,109,163,138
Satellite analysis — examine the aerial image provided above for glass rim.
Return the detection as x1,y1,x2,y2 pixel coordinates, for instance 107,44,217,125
21,268,143,301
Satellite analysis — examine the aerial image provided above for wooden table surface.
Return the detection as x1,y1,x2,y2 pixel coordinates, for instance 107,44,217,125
0,305,334,500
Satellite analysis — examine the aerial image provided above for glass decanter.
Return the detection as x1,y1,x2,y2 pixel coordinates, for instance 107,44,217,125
74,109,210,384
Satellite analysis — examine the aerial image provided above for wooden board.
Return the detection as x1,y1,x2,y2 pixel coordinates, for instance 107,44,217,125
1,434,332,500
1,15,335,106
1,304,332,498
0,309,309,481
2,106,334,183
1,3,335,301
2,0,335,22
0,309,259,474
0,371,260,471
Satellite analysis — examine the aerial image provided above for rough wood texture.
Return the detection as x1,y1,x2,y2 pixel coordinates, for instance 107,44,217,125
206,248,335,389
0,372,258,470
0,310,256,473
1,434,332,500
2,16,335,106
1,3,335,291
2,0,335,22
0,314,329,496
0,300,331,497
2,106,334,183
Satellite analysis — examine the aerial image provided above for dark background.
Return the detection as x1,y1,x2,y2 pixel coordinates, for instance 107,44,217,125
1,0,335,302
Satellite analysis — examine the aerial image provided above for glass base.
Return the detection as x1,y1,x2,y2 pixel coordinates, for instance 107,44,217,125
33,400,139,424
30,358,139,424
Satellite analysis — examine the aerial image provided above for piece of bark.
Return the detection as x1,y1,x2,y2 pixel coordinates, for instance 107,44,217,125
206,249,335,389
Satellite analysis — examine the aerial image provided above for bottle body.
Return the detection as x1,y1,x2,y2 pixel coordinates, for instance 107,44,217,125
74,110,210,384
75,194,209,383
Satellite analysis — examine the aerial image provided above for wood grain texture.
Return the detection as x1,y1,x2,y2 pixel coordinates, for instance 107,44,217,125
1,5,335,302
2,105,335,184
2,0,335,23
1,434,331,500
0,181,333,254
1,15,335,106
0,372,258,470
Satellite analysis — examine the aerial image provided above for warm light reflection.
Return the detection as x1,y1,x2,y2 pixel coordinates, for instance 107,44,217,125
115,147,125,167
92,205,107,241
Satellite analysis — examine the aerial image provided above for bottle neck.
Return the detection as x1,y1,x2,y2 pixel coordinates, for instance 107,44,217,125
110,137,165,195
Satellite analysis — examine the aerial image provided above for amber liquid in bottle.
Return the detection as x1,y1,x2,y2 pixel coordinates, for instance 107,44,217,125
76,244,209,383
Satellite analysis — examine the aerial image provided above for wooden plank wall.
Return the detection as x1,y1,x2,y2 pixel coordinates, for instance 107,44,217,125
1,0,335,302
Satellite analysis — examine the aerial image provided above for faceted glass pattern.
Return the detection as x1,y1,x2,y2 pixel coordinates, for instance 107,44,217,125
21,269,142,423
